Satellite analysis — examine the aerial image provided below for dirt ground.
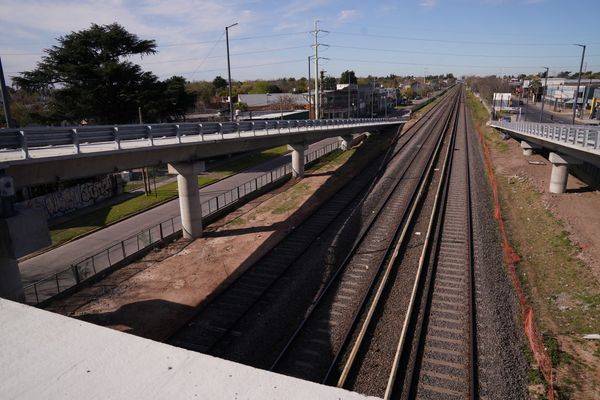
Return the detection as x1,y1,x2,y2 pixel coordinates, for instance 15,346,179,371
46,132,394,342
483,128,600,398
490,141,600,283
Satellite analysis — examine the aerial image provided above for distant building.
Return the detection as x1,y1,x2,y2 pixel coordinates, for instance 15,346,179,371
237,93,308,110
523,78,600,113
320,84,386,118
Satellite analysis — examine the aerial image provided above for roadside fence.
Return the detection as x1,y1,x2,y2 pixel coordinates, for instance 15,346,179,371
23,140,342,305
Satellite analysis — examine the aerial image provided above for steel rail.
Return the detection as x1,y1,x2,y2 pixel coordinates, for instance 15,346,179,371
383,87,463,400
269,87,461,377
332,87,462,388
167,91,452,351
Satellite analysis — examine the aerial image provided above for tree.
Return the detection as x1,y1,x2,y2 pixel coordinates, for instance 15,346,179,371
212,76,227,90
322,76,337,90
339,70,357,84
249,81,282,94
557,71,571,78
14,23,160,124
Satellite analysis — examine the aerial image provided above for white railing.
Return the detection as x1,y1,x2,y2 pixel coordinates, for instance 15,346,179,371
490,120,600,151
0,118,401,161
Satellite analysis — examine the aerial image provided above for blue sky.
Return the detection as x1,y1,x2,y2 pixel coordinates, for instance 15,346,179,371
1,0,600,84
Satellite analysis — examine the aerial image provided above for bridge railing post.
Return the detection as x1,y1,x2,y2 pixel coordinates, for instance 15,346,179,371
113,127,121,150
71,128,80,154
19,130,29,158
147,125,154,146
175,124,182,144
198,123,204,141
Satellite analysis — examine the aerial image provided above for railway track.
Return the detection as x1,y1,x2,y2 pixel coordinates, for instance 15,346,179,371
402,87,477,400
268,88,461,383
169,86,478,398
378,87,477,399
168,88,458,358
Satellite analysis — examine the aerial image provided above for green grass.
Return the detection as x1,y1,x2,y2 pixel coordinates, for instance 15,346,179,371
48,145,291,246
271,182,310,214
217,145,289,175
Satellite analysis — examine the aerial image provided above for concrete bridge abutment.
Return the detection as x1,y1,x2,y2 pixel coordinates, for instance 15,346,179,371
0,174,50,301
168,161,205,239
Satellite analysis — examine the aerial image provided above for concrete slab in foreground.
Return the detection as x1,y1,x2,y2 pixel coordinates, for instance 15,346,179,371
0,299,376,400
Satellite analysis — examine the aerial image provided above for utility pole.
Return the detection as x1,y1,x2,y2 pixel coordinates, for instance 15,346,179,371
539,67,549,123
312,20,329,120
347,82,351,119
320,70,325,119
0,56,13,128
572,44,586,125
371,79,375,117
226,23,238,122
307,56,312,119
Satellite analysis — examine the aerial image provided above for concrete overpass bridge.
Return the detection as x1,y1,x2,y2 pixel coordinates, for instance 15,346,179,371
490,120,600,193
0,117,403,301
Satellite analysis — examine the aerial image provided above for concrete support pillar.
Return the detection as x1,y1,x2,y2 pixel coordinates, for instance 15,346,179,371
340,135,353,151
548,152,581,194
168,161,205,239
520,140,542,156
0,242,24,302
288,143,307,178
0,199,51,301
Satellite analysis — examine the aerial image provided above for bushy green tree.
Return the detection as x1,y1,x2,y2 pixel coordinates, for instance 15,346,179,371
339,70,357,84
13,23,189,124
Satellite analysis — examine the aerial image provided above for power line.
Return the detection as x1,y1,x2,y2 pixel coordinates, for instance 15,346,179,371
331,57,600,70
327,44,600,59
328,31,585,47
187,32,225,81
141,45,310,65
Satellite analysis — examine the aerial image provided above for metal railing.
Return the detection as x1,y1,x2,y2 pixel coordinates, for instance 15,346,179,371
0,117,399,161
22,140,342,305
490,120,600,151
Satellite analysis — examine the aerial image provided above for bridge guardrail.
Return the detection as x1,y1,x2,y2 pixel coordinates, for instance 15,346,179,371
1,117,398,160
490,120,600,151
22,140,342,306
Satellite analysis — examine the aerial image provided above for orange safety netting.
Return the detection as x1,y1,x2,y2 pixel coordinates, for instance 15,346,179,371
475,125,555,400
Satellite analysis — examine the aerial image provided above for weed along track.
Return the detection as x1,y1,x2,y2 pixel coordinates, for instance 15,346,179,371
167,85,526,398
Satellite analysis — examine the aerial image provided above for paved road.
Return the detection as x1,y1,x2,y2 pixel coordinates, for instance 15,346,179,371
19,137,339,284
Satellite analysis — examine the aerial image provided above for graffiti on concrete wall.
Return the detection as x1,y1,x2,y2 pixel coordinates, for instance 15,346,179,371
18,175,117,219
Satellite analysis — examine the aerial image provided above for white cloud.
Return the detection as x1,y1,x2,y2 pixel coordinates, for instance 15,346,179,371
337,9,360,23
418,0,437,9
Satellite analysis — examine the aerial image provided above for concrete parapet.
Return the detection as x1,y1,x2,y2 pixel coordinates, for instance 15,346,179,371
168,161,205,239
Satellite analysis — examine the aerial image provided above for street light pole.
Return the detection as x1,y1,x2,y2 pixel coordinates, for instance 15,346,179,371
0,56,13,128
539,67,549,123
225,23,238,122
572,44,586,125
307,56,312,119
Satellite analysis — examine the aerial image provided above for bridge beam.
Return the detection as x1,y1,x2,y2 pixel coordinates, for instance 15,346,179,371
548,152,582,194
168,161,205,239
288,143,307,178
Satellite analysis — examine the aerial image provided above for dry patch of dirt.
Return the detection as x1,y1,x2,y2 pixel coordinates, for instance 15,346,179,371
469,92,600,399
46,133,395,342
